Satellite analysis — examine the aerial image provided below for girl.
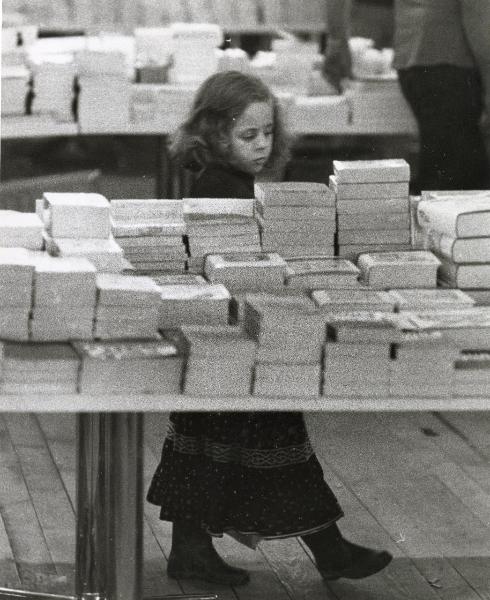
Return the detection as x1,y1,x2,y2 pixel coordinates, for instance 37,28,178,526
147,70,392,587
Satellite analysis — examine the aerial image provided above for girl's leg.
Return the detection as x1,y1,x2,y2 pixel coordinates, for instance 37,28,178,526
302,522,392,580
167,520,250,586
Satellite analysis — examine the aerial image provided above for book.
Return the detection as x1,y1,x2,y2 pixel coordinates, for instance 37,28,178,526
152,274,208,286
333,159,410,183
45,235,126,272
337,211,410,231
329,176,409,200
33,254,97,307
0,211,44,250
428,232,490,264
284,257,360,289
111,221,186,237
74,338,183,394
420,189,490,202
254,181,335,207
324,311,402,342
110,199,184,221
204,252,288,292
388,288,475,311
180,325,256,396
338,229,411,245
396,308,490,348
357,251,440,289
313,289,396,312
183,197,254,216
438,259,490,289
43,192,111,239
336,197,409,215
255,202,335,221
417,195,490,238
96,273,162,306
158,284,230,328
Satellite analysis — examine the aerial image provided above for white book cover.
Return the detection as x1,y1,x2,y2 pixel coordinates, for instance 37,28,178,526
0,211,44,249
43,192,111,238
329,176,409,200
96,273,162,305
417,196,490,238
333,159,410,183
428,232,490,264
285,256,360,277
110,199,184,221
183,197,254,217
254,181,335,207
387,288,475,309
112,220,186,237
205,252,287,271
313,289,395,308
358,251,440,269
160,284,230,301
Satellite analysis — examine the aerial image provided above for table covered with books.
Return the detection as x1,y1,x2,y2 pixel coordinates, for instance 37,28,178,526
1,159,490,600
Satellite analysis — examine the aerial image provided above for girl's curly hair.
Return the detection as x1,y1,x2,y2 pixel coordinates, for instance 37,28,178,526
169,70,290,172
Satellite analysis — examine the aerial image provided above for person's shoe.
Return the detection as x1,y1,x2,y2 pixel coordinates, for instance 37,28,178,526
167,547,250,586
318,540,392,581
168,521,250,587
302,523,392,581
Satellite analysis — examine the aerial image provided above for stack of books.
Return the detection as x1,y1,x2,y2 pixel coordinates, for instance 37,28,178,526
158,282,230,328
30,60,76,122
168,23,222,84
396,307,490,349
0,342,80,394
254,182,336,257
184,198,260,273
204,252,288,294
284,256,360,291
180,325,256,396
0,248,35,340
390,331,457,397
42,192,126,272
357,251,440,289
0,210,44,250
312,289,396,312
323,312,399,396
417,191,490,290
75,49,131,131
387,288,475,312
453,351,490,397
1,65,30,116
31,253,97,341
94,273,161,339
111,199,187,274
330,159,411,260
74,337,183,394
244,294,325,397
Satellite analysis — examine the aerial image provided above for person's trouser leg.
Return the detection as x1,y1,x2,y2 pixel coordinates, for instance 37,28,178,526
398,65,489,192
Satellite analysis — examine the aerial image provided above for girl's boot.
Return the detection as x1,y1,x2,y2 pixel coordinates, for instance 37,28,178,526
167,520,250,586
302,523,392,580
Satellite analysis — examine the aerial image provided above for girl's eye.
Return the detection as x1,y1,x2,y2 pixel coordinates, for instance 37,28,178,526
265,130,273,137
241,133,256,141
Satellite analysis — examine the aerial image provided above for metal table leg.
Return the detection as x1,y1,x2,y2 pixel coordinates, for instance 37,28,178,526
0,413,215,600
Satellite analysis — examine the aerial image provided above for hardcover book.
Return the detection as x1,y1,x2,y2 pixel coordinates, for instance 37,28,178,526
43,192,111,239
333,159,410,183
417,195,490,238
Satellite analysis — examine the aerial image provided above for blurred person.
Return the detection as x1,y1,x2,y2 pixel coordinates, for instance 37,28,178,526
323,0,490,192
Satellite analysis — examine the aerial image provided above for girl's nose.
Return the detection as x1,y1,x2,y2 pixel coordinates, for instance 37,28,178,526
255,132,268,148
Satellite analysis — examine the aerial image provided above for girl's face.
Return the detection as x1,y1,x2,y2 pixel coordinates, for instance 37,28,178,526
228,101,274,175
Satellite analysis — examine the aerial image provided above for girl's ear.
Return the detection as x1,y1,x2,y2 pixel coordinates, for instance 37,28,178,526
218,131,230,152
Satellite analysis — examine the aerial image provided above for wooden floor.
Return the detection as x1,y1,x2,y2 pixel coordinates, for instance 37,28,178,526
0,411,489,599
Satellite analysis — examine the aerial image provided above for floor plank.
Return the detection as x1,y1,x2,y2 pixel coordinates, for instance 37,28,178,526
0,412,488,599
